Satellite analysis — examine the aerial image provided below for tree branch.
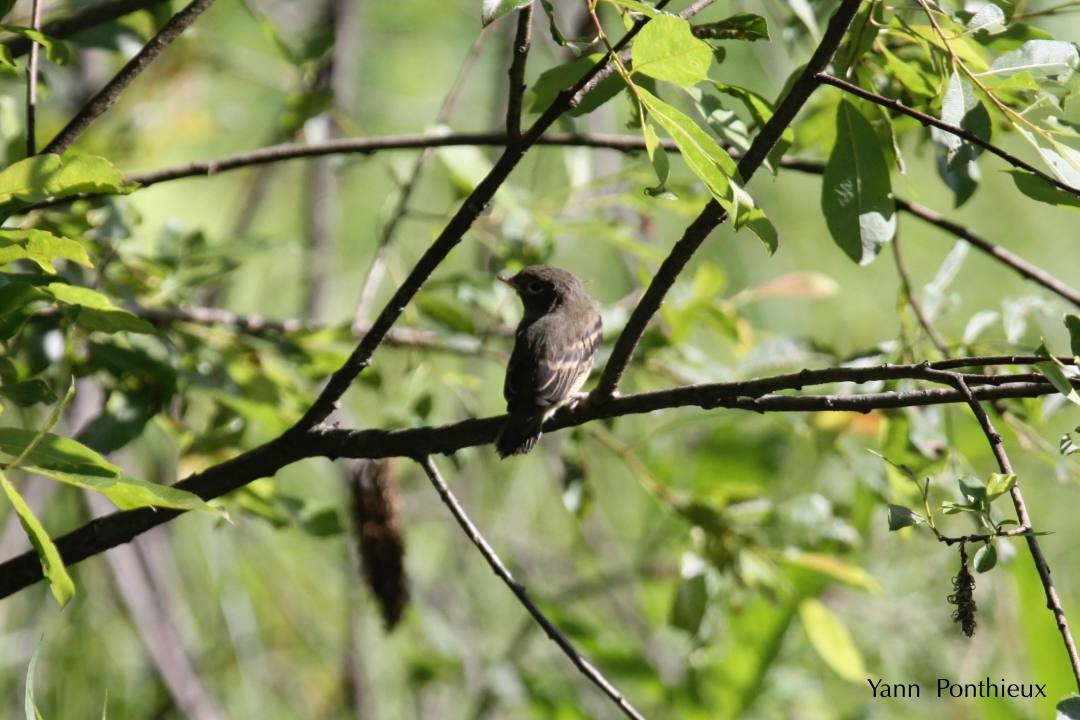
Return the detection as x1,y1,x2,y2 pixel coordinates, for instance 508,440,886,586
41,0,216,155
893,226,949,355
417,457,646,720
593,0,865,397
289,0,690,432
2,0,171,59
815,72,1080,198
505,4,533,142
923,369,1080,691
1,356,1074,601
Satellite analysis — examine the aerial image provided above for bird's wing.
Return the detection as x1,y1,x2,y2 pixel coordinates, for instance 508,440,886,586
532,312,602,408
503,323,539,411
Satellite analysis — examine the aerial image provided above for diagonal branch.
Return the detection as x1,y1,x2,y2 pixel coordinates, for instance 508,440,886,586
505,4,534,142
1,356,1075,601
289,0,691,431
892,226,949,355
41,0,216,155
417,457,646,720
923,368,1080,691
815,72,1080,198
593,0,865,397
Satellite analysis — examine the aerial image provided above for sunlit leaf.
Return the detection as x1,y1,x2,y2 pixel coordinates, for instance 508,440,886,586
0,229,92,274
973,543,997,573
985,473,1016,499
798,598,867,682
481,0,533,26
0,24,71,64
821,101,896,265
632,14,713,88
985,40,1078,80
964,4,1006,35
44,283,154,334
1,469,73,607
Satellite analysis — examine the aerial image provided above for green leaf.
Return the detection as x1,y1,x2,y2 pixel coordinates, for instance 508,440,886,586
0,24,71,64
527,55,624,117
0,0,16,22
481,0,533,26
637,86,736,211
781,551,882,593
973,543,998,573
642,121,670,191
1059,696,1080,719
43,283,154,334
1010,170,1080,209
415,293,475,334
964,4,1006,35
0,379,57,407
669,570,709,634
631,14,713,88
1035,342,1080,406
821,100,896,265
1067,315,1080,356
0,154,131,219
798,598,867,682
691,13,769,42
985,473,1016,499
887,503,922,531
0,229,93,274
881,47,937,97
986,40,1078,80
1,469,74,607
24,639,45,720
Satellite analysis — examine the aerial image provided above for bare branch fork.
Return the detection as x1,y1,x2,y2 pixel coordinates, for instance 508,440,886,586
418,457,646,720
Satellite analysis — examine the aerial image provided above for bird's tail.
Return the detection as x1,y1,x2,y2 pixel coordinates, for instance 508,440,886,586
496,411,544,458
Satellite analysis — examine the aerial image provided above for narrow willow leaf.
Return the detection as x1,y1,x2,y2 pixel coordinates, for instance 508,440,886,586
25,641,45,720
692,13,769,42
1,470,74,607
1066,314,1080,356
1035,342,1080,406
821,101,896,265
798,598,867,682
642,121,670,190
935,72,991,162
782,551,882,593
0,24,71,64
637,86,736,209
1010,170,1080,209
881,47,937,97
44,283,154,334
632,14,713,88
887,503,923,531
481,0,533,26
538,0,566,45
986,40,1078,80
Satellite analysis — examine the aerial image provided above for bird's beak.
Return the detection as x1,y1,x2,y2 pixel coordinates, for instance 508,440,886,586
497,273,516,287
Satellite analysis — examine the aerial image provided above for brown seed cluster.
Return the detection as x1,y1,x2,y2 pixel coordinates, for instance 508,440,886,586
348,458,409,630
948,544,977,638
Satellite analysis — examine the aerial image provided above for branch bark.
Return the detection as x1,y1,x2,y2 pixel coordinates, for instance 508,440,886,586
418,457,646,720
1,356,1075,601
41,0,217,155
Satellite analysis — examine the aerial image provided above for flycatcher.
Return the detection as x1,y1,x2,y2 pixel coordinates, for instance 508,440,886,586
496,266,602,457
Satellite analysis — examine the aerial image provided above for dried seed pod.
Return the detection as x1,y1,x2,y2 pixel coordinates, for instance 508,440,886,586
947,543,977,638
348,458,409,630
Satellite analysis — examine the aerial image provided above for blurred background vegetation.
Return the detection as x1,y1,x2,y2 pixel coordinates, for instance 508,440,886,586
0,0,1079,718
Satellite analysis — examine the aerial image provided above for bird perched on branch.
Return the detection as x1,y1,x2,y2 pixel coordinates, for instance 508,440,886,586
496,266,602,458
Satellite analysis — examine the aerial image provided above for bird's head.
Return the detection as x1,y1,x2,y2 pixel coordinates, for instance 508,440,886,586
498,265,586,318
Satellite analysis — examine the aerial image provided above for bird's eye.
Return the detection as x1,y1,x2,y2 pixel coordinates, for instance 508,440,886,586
527,281,545,294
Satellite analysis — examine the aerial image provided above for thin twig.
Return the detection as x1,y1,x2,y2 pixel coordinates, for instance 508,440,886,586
923,369,1080,691
892,227,950,355
42,0,216,155
290,0,689,432
815,72,1080,198
2,0,171,58
594,0,865,397
896,199,1080,308
0,356,1075,600
417,457,646,720
505,4,534,142
25,0,43,157
353,27,493,331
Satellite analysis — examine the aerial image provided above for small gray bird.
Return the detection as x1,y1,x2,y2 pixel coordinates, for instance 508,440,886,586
496,266,602,458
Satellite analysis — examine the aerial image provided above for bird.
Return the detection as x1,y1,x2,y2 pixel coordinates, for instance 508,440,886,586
496,265,602,458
